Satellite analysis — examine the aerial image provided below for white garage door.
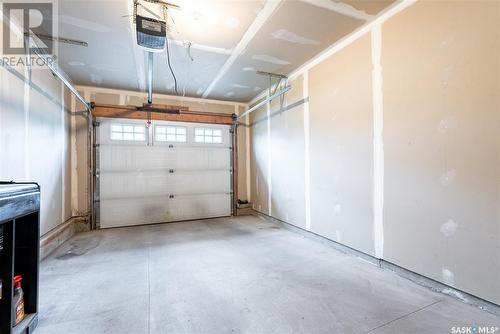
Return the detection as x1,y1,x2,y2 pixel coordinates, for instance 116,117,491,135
97,118,232,228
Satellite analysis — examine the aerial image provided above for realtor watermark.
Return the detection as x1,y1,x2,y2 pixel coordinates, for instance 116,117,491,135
451,326,499,334
1,1,57,68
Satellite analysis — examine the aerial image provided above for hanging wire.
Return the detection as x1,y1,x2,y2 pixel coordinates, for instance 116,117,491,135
165,36,179,95
182,41,194,97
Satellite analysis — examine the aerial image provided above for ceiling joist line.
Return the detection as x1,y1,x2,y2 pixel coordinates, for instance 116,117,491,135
48,0,386,105
299,0,373,21
201,0,284,99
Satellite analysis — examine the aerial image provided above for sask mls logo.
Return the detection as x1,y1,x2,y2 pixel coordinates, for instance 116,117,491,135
451,326,499,334
2,1,54,55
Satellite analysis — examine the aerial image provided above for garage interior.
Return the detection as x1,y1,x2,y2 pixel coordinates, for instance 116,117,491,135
1,0,499,333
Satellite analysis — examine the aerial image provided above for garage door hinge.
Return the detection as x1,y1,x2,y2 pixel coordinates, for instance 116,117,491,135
93,143,100,148
169,194,174,199
94,121,100,127
169,169,174,173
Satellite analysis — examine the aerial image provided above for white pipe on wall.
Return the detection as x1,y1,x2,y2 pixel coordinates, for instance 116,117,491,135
238,86,291,121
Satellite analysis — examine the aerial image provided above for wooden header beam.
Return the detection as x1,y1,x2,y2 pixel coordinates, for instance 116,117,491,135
91,104,235,125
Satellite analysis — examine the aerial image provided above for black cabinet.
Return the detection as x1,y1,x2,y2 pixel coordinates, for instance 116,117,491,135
0,183,40,334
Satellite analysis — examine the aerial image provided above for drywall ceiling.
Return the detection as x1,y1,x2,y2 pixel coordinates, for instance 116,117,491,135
54,0,395,103
212,0,364,101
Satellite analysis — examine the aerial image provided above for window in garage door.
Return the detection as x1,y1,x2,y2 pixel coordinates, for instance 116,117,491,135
155,125,187,143
110,124,146,141
97,118,232,228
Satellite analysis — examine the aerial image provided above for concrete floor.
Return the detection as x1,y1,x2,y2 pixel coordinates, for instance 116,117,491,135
38,215,499,334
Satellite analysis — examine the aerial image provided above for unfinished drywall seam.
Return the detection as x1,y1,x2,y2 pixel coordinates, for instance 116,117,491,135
202,0,283,98
371,24,384,259
267,91,273,215
289,0,417,82
61,84,66,222
187,40,233,55
70,94,78,216
23,64,30,179
249,0,417,106
246,111,251,201
84,90,91,216
300,0,373,21
303,71,311,231
171,39,233,56
234,104,240,202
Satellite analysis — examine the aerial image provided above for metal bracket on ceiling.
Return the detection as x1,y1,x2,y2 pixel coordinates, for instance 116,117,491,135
24,33,88,47
237,85,291,121
256,70,289,112
257,71,288,96
133,0,180,23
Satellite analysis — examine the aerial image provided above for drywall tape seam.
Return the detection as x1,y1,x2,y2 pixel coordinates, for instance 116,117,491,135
304,71,311,231
371,25,384,259
267,91,272,215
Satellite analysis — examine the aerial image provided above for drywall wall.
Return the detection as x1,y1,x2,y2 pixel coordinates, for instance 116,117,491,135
382,0,500,305
269,75,307,229
249,0,500,305
72,86,249,218
250,102,270,215
0,64,73,236
309,33,374,255
72,95,89,216
237,105,248,201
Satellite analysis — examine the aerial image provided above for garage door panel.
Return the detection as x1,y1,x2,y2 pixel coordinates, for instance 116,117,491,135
98,118,232,228
99,170,230,199
146,146,231,170
167,194,231,221
100,146,231,171
100,194,231,228
100,198,167,227
100,145,152,171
